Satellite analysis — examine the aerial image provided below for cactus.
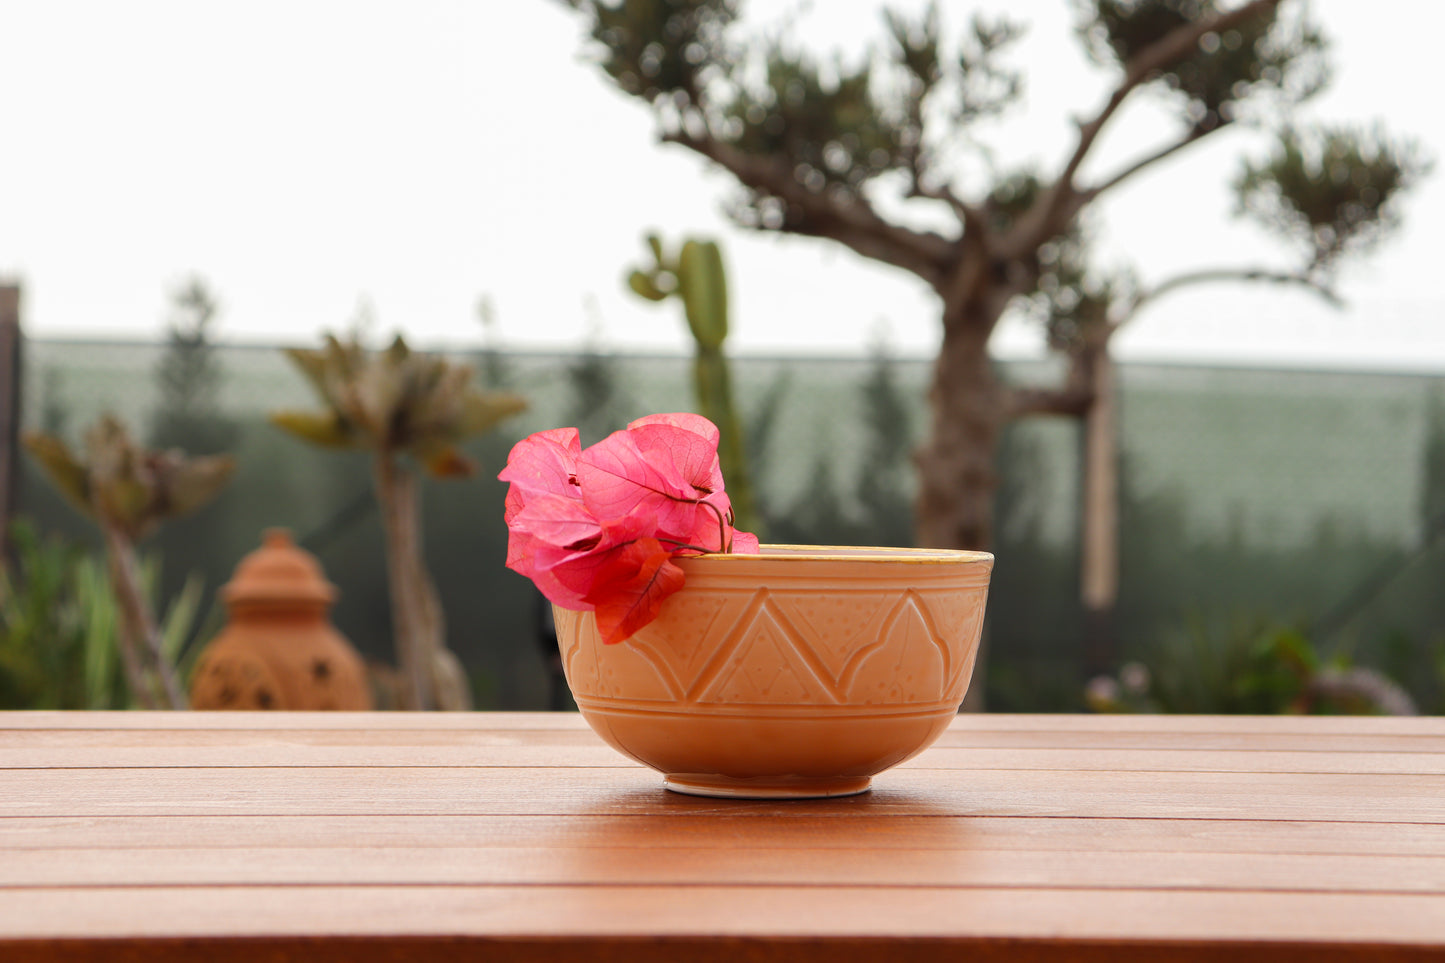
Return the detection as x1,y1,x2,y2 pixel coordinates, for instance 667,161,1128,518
271,333,526,711
627,235,760,534
23,415,235,708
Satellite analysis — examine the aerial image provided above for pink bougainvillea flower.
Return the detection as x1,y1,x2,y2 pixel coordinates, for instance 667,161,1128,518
537,510,658,608
497,427,583,573
581,536,686,644
499,413,759,644
628,412,721,446
732,529,761,554
505,494,655,611
497,427,582,524
577,419,733,552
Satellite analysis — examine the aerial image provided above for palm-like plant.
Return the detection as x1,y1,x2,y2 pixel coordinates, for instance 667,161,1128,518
24,415,234,709
271,334,526,710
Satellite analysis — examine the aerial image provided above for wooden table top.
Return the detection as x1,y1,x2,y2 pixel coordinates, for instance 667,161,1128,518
2,711,1443,962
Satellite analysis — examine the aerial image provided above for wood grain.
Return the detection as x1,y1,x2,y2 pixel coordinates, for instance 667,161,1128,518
2,711,1444,963
3,884,1444,943
4,814,1445,856
5,843,1443,892
8,765,1445,821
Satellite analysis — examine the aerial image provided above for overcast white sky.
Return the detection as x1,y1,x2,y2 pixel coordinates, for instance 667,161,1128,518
1,1,1441,369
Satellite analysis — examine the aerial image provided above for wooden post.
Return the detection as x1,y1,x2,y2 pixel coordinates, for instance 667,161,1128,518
1080,342,1119,676
0,283,21,566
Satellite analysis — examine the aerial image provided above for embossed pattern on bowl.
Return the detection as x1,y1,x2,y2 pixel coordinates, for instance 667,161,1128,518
555,545,993,798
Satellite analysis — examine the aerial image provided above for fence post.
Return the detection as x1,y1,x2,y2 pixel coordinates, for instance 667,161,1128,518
0,283,22,566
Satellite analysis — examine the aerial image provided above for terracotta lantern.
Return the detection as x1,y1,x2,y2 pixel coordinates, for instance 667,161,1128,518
190,528,372,710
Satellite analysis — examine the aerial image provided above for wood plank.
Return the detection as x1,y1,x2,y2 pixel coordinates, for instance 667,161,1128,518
5,743,1445,774
1,885,1443,946
4,844,1442,893
5,766,1444,822
5,713,1444,961
6,814,1445,857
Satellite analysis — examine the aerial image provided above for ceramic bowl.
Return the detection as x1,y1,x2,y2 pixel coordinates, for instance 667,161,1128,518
554,545,993,798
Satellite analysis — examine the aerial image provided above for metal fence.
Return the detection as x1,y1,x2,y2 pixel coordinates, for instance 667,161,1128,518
10,337,1445,711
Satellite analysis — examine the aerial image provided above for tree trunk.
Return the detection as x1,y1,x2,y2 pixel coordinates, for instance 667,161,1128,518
102,524,184,710
375,454,430,710
373,453,472,711
1079,342,1119,676
914,320,1008,712
914,323,1007,552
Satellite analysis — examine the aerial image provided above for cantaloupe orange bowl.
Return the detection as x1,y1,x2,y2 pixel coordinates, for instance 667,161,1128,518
554,545,994,798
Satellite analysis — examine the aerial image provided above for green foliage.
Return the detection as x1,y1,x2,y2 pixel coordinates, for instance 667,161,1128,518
1079,0,1327,128
568,0,1033,221
474,296,516,391
274,332,527,711
1035,238,1123,352
38,366,71,438
151,276,238,455
1087,616,1417,715
1235,126,1432,267
25,415,235,542
983,169,1041,235
0,520,208,710
273,333,528,477
1423,389,1445,531
722,43,904,200
21,414,231,708
0,520,91,709
564,340,630,446
885,6,1028,129
578,0,737,106
565,0,1429,592
758,338,918,549
855,334,916,548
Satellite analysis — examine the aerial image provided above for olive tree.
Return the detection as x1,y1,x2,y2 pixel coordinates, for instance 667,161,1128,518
557,0,1425,561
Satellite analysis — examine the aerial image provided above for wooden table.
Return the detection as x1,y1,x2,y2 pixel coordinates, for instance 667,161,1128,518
2,711,1443,961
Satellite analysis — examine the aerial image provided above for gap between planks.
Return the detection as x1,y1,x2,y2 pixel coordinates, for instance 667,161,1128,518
6,766,1445,823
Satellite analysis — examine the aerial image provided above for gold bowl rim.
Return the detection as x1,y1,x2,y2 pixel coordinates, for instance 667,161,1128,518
689,544,994,566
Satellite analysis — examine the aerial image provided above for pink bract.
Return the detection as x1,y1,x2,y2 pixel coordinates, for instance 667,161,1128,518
498,427,582,522
577,423,732,553
582,537,686,645
500,413,758,645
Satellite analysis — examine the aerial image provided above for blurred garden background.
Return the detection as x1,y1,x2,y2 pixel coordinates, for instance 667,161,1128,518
2,0,1443,713
6,332,1444,713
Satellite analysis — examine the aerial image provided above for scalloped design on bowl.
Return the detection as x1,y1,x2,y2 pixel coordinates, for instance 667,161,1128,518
555,545,993,798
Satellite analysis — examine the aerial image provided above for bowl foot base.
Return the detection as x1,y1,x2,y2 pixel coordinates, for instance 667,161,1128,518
663,773,872,800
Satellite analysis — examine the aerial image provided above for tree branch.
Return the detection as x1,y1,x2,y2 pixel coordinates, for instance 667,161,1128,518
905,178,976,226
1007,381,1094,419
1005,341,1101,420
662,131,956,285
1126,266,1342,322
1085,126,1211,200
1004,0,1283,257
